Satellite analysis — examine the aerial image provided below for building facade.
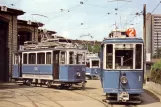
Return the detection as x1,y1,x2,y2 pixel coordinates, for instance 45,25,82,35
146,13,161,57
0,6,25,82
0,6,44,82
17,20,43,50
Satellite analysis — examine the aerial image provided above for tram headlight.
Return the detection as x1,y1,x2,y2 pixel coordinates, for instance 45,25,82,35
94,69,98,74
76,71,81,77
120,76,128,84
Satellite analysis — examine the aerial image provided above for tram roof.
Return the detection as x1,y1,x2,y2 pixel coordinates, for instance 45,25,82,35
86,57,100,60
17,47,87,53
102,37,143,44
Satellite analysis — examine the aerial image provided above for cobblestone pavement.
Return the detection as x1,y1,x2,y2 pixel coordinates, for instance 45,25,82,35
0,80,161,107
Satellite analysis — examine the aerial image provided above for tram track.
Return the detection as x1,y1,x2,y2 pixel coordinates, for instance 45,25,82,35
18,88,64,107
0,99,27,107
3,88,64,107
68,87,138,107
69,89,109,107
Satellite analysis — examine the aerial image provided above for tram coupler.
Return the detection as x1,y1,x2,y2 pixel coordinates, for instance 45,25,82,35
118,92,129,102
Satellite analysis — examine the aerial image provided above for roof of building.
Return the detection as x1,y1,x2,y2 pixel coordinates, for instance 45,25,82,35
38,29,57,34
0,6,25,15
18,19,44,27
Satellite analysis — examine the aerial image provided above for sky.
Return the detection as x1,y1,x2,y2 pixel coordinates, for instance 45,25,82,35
0,0,161,41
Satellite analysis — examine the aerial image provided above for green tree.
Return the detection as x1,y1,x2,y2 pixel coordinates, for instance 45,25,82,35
87,44,101,53
151,60,161,84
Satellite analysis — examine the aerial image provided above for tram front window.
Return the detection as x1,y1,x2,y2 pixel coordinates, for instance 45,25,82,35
115,50,133,69
92,60,99,68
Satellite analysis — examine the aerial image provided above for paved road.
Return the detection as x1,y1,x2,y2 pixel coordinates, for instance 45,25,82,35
0,80,161,107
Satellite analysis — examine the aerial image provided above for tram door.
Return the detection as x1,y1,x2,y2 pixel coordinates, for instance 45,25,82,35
13,53,22,78
53,51,60,79
19,53,22,77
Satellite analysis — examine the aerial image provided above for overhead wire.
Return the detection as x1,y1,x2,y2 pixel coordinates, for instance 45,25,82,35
46,0,88,24
85,3,109,8
146,1,161,19
129,1,161,24
58,0,132,31
10,0,21,6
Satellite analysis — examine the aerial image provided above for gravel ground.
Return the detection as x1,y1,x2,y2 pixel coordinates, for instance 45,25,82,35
0,80,161,107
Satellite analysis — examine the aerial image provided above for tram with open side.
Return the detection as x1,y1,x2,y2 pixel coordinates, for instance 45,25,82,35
12,38,87,89
100,29,144,103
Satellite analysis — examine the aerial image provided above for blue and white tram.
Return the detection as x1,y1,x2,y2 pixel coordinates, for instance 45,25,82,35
12,45,87,89
100,36,144,103
86,52,101,80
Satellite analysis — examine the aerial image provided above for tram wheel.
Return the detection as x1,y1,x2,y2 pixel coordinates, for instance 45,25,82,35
86,76,91,80
82,82,86,90
46,81,52,88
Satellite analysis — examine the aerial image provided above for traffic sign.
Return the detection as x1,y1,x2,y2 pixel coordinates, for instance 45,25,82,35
126,28,136,37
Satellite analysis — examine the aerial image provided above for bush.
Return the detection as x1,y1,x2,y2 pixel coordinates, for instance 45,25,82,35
151,60,161,84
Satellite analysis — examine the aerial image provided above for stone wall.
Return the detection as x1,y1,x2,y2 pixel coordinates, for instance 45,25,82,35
0,14,18,81
17,25,39,42
148,81,161,95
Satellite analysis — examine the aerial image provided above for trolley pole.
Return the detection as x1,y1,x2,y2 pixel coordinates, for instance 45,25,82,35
143,4,146,83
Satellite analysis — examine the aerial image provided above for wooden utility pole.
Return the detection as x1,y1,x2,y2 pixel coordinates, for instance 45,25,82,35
143,4,146,83
143,4,146,49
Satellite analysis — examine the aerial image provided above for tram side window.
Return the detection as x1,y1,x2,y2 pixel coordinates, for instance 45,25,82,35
92,60,99,68
60,52,65,64
29,53,36,64
37,53,45,64
82,52,85,64
106,44,113,69
23,53,27,64
135,44,142,69
46,52,51,64
69,52,74,64
76,54,82,64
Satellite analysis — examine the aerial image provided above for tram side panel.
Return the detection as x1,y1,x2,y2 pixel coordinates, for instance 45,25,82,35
21,64,53,80
59,65,86,83
12,64,19,78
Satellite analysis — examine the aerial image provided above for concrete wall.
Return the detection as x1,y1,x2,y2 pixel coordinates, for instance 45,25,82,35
148,81,161,95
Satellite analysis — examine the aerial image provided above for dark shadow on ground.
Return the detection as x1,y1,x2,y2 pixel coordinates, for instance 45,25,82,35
105,89,160,106
0,82,32,90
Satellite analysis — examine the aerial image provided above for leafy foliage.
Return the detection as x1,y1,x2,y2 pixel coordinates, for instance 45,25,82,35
87,44,101,53
151,60,161,84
